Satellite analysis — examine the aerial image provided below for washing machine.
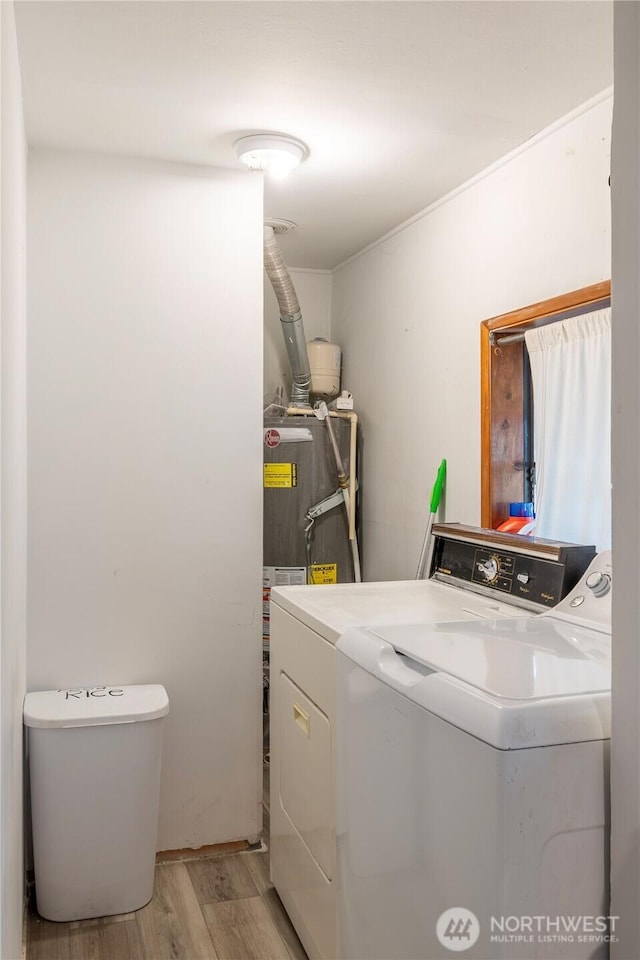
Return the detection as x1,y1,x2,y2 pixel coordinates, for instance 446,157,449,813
269,525,595,960
336,551,612,960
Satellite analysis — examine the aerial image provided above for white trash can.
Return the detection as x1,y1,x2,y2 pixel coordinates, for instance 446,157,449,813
24,683,169,922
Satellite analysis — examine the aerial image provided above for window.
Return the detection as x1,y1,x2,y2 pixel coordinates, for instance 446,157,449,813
481,281,611,533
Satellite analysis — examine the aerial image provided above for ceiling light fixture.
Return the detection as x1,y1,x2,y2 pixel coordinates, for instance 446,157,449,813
234,134,308,180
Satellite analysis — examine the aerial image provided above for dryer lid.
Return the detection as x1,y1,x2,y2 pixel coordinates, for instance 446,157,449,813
270,578,529,645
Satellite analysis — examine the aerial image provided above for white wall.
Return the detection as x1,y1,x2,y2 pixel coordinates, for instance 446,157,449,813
0,3,28,956
332,93,612,581
264,268,332,404
610,3,640,955
27,150,264,851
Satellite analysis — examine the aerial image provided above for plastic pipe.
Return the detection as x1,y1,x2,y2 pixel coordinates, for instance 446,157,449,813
322,412,361,580
287,405,361,581
324,412,348,489
287,406,359,540
347,412,358,542
342,488,362,581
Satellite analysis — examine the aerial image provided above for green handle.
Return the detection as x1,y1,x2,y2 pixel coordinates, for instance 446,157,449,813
429,459,447,514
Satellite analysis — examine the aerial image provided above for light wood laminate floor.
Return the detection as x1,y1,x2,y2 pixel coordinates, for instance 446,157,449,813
26,764,307,960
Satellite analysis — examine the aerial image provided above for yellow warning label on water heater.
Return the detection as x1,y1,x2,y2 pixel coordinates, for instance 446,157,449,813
310,563,338,584
264,463,297,488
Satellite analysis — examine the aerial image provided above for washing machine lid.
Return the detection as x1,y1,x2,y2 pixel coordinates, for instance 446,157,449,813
270,579,529,645
24,684,170,728
338,616,611,748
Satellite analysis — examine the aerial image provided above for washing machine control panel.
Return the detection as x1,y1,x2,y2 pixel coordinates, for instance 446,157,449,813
429,524,597,611
585,570,611,597
551,551,612,630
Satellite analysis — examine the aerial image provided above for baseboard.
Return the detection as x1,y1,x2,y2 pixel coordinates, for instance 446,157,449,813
156,837,262,863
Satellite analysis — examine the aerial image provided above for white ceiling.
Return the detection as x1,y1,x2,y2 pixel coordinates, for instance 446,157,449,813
14,1,612,269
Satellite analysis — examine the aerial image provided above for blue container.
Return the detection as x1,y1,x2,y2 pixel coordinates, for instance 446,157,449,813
509,501,535,518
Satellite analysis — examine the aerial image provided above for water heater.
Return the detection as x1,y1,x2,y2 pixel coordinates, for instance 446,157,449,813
263,415,356,647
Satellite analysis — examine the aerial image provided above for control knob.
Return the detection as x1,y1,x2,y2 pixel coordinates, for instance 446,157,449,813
477,557,498,582
585,571,611,598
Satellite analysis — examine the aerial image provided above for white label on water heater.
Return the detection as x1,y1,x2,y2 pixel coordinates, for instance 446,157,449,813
263,566,307,588
263,427,313,446
262,566,307,642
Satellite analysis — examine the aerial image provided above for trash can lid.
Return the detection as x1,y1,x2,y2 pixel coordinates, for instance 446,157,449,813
24,684,170,728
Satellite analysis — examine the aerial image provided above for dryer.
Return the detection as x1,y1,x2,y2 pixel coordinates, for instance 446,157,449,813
269,525,595,960
336,551,612,960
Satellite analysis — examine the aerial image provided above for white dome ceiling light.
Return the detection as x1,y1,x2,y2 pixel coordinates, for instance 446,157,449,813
234,134,308,180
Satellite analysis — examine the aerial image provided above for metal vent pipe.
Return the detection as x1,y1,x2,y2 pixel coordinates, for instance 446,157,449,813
264,225,312,408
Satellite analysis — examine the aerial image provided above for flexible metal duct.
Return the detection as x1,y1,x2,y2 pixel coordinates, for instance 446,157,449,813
264,225,311,407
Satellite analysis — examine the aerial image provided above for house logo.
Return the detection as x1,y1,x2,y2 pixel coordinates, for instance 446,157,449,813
436,908,480,952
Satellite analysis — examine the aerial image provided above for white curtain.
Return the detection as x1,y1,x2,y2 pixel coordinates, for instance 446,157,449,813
525,307,611,551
